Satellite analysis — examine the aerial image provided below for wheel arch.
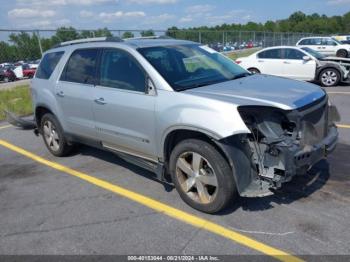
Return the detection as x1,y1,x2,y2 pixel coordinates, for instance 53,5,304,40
162,128,253,195
316,65,343,80
35,104,54,128
247,67,260,73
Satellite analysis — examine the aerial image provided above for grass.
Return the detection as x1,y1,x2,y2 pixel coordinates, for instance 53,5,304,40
225,48,260,61
0,84,33,121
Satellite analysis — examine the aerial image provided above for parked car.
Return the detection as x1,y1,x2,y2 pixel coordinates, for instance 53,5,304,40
332,35,350,44
246,41,254,48
0,67,17,82
22,64,36,78
296,37,350,58
27,37,339,213
236,46,350,87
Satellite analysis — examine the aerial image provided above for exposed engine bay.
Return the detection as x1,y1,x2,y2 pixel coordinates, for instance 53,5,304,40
237,95,340,193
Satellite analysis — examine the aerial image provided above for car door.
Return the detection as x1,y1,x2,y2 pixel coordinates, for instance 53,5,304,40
311,38,327,54
56,48,98,139
322,38,338,56
282,48,316,81
256,48,284,76
93,48,157,161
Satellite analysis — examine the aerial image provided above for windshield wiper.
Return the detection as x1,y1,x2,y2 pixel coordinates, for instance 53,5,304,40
175,79,224,91
230,72,251,80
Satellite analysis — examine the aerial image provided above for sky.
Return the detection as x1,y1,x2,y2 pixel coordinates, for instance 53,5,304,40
1,0,349,30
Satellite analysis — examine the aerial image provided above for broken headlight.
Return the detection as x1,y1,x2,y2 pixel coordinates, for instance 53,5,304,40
238,106,296,143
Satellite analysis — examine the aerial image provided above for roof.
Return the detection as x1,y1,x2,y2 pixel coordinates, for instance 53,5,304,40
124,39,196,48
52,36,197,51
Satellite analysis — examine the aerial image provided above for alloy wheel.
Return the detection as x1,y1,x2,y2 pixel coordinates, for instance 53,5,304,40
43,120,60,152
175,151,218,204
321,70,338,86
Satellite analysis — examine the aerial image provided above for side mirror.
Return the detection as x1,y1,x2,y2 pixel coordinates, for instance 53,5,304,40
302,56,311,61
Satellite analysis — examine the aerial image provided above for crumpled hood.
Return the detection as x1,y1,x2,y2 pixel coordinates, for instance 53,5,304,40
185,74,326,110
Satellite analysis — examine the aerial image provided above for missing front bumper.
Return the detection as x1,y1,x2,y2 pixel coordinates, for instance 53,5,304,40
4,110,37,130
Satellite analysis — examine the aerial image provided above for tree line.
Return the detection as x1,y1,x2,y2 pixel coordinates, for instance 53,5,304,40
0,28,155,63
168,11,350,34
0,11,349,63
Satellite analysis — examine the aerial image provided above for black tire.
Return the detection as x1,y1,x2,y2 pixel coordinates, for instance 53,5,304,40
40,113,73,157
169,139,237,213
336,49,348,58
319,68,340,87
248,68,260,74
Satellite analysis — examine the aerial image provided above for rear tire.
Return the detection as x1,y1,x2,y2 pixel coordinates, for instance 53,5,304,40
248,68,260,74
40,113,73,157
336,49,348,58
3,77,9,83
169,139,237,213
319,68,340,87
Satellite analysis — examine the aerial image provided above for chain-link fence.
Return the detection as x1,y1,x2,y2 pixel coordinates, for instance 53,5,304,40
0,29,316,64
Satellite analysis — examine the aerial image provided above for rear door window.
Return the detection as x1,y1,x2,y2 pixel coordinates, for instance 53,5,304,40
284,49,305,60
310,38,322,45
60,49,98,85
257,49,282,59
36,51,64,79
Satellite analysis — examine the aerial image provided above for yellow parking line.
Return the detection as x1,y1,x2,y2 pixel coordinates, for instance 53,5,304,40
337,124,350,129
0,139,303,262
0,125,11,130
327,92,350,94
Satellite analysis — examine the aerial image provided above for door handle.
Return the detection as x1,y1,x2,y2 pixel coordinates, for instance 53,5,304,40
94,97,107,105
283,61,291,64
258,60,264,63
56,91,64,97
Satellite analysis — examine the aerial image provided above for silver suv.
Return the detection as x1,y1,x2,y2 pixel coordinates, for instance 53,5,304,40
31,37,339,213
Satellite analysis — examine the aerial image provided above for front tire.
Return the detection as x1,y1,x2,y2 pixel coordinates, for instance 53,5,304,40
319,68,340,87
169,139,237,213
40,113,73,157
336,49,348,58
248,68,260,74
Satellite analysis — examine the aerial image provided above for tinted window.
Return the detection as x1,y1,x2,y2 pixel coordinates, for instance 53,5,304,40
284,49,305,60
322,38,337,46
61,49,98,84
36,51,64,79
138,45,248,91
299,39,311,45
310,38,322,45
257,49,282,59
99,49,146,92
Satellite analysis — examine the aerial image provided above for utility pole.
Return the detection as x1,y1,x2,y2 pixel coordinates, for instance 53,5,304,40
36,30,43,56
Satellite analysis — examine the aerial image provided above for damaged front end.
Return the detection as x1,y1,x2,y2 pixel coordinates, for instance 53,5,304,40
236,95,339,196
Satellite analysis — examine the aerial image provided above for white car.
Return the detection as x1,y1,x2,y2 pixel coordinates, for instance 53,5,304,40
236,46,350,87
296,37,350,57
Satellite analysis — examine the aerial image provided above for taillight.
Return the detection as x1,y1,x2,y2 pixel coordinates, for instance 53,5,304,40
235,60,242,64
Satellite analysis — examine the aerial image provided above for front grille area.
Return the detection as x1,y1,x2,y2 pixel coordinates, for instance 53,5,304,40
299,99,328,146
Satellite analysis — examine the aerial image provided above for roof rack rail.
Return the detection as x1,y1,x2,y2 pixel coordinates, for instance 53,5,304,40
54,36,123,48
124,35,172,40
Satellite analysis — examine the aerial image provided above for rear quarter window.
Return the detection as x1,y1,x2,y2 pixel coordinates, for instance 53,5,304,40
36,51,64,79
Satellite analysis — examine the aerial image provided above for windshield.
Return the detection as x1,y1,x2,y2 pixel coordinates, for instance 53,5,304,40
138,44,250,91
331,38,342,45
301,47,326,60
